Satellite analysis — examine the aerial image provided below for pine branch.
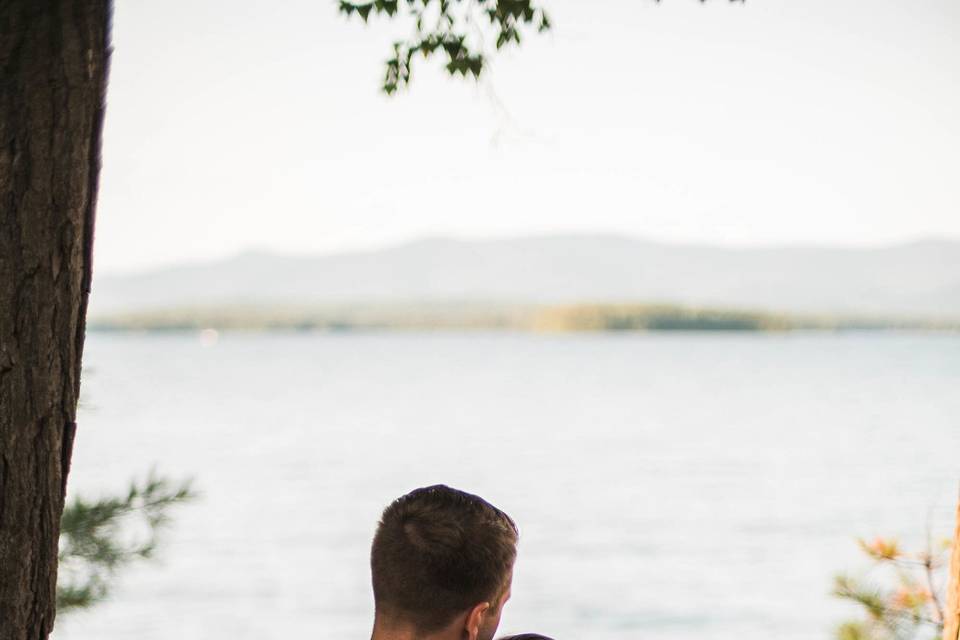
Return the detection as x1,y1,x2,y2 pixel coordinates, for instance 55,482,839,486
57,471,197,613
833,533,952,640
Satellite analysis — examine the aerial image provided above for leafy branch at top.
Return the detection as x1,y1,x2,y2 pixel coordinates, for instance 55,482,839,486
339,0,551,94
339,0,746,95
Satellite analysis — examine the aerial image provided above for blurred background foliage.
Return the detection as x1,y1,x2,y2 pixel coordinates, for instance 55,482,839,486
833,535,952,640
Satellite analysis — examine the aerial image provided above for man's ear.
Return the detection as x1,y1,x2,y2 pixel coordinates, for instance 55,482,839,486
463,602,490,640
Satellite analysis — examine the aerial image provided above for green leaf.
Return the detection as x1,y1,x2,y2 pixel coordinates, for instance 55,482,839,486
538,13,551,33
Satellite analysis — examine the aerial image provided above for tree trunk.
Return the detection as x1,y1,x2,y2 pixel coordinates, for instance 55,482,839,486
0,2,110,638
944,497,960,640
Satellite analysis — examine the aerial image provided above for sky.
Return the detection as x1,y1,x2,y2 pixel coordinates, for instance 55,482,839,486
96,0,960,274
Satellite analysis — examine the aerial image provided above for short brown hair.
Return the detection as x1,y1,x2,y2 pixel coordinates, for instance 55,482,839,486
371,485,519,633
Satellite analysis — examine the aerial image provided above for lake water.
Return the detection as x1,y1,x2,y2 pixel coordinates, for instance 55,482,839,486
54,332,960,640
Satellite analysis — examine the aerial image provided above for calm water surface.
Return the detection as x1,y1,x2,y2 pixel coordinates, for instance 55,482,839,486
55,332,960,640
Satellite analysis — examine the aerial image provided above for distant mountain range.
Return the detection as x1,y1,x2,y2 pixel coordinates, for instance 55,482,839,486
90,235,960,319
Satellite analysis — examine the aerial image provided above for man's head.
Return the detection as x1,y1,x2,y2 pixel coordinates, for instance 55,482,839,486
370,485,519,640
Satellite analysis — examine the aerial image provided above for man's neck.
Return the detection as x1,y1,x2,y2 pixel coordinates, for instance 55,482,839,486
371,618,456,640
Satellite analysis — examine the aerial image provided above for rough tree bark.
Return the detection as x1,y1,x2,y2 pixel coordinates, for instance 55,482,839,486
0,2,110,638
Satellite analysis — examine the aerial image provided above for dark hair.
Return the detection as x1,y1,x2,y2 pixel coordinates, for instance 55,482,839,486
498,635,555,640
371,484,519,633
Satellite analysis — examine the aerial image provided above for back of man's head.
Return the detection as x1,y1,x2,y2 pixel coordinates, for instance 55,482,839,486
370,484,519,635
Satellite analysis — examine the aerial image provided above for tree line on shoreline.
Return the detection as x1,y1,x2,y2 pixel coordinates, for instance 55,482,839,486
87,302,960,334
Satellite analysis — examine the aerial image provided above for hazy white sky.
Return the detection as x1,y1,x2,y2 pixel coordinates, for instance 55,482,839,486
97,0,960,273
